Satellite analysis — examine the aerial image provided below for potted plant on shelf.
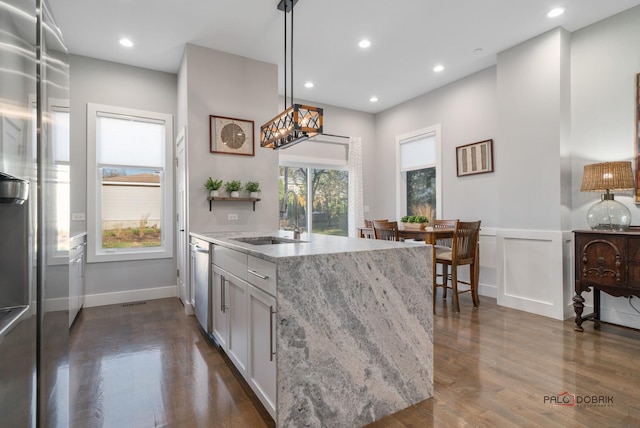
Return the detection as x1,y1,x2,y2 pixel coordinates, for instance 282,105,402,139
225,180,242,198
205,177,223,197
245,181,261,198
400,215,429,230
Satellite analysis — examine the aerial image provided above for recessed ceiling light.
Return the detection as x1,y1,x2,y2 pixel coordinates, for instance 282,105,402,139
358,39,371,49
547,7,565,18
119,38,134,48
433,64,444,72
473,48,484,54
304,81,314,88
369,96,378,103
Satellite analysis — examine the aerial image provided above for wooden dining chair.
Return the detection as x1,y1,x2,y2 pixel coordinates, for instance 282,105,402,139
372,220,401,241
431,219,459,303
435,220,481,312
432,219,458,249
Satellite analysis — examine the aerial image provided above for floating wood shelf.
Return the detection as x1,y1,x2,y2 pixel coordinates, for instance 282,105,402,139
207,196,261,211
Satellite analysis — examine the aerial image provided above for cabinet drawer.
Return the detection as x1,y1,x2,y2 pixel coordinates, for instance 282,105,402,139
247,255,276,296
213,245,248,281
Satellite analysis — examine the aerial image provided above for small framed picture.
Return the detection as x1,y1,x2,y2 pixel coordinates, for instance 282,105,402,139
210,115,254,156
456,139,494,177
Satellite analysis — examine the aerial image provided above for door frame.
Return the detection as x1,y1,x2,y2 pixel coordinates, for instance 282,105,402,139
175,126,192,314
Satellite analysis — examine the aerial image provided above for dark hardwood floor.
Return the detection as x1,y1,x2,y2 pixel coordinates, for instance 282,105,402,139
70,296,640,427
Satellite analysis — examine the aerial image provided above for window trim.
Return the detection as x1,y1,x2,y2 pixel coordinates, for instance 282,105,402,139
395,125,442,221
86,103,173,263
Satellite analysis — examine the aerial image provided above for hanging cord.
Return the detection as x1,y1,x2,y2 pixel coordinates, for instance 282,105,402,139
290,0,294,109
629,296,640,314
283,0,287,110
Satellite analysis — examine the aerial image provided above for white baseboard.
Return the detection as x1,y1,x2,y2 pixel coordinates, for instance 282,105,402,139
84,285,178,308
479,283,497,299
183,301,194,315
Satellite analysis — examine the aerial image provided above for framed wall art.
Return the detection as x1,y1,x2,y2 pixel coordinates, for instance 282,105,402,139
210,115,254,156
456,139,494,177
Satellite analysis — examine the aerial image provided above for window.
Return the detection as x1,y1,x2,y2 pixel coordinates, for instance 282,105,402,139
51,106,70,255
279,166,349,236
279,137,350,236
87,104,173,262
396,125,441,221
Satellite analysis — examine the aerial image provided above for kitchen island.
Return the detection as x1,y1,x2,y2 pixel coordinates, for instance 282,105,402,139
191,230,433,427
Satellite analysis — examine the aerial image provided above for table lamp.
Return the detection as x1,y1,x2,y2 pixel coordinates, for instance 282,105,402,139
580,161,635,230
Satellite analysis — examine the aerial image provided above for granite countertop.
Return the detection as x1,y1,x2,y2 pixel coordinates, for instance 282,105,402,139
190,230,426,262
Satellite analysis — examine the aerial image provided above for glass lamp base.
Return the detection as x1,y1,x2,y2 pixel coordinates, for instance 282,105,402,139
587,198,631,231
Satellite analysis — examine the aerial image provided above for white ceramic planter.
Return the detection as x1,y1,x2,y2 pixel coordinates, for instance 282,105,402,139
210,190,219,197
231,191,240,198
250,191,259,198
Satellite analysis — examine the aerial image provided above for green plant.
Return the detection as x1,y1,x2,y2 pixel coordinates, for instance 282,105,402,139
205,177,223,191
401,215,428,223
224,180,242,192
245,181,260,193
413,215,428,223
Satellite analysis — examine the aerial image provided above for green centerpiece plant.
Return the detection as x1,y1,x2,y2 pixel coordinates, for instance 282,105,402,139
401,215,429,229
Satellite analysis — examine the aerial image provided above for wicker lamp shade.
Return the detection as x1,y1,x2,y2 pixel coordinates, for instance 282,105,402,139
580,161,635,192
580,161,635,231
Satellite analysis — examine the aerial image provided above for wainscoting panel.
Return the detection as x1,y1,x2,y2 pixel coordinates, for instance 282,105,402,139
478,227,497,298
497,229,571,320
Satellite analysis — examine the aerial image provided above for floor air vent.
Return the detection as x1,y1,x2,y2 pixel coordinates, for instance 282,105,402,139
122,301,147,307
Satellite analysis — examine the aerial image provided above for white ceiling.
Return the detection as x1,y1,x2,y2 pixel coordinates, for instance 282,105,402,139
48,0,640,114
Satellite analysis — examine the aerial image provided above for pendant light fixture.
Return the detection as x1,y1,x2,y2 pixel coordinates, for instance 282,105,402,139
260,0,323,150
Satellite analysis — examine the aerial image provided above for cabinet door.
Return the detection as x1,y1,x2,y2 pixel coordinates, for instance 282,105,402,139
68,255,80,327
248,284,276,419
212,265,228,350
79,247,85,308
226,273,248,378
577,235,626,287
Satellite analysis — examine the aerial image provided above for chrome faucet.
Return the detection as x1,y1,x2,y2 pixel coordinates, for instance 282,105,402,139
280,190,301,239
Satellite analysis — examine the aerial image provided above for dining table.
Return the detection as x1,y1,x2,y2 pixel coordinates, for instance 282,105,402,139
357,225,454,244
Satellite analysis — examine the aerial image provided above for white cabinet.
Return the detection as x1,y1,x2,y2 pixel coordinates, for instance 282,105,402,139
211,265,228,349
211,265,248,377
225,273,248,376
248,283,276,418
211,244,277,420
69,234,86,328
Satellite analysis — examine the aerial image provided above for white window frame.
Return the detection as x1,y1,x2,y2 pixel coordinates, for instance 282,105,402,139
86,103,174,263
395,124,442,221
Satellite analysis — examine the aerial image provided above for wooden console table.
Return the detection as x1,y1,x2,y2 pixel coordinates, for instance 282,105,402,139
573,229,640,331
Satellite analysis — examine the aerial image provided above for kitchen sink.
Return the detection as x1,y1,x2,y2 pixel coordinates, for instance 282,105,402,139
231,236,308,246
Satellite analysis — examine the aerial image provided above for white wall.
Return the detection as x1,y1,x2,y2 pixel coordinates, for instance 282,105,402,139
496,28,569,232
374,67,499,298
571,5,640,328
181,44,279,233
370,6,640,326
69,54,177,303
374,67,498,226
495,28,573,320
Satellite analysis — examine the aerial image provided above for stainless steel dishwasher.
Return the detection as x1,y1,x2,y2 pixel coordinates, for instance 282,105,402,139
190,236,211,333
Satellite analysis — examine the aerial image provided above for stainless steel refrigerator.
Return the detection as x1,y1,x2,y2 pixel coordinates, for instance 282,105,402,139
0,0,70,426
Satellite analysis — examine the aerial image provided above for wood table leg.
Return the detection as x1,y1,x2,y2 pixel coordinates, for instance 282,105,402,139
573,292,585,332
